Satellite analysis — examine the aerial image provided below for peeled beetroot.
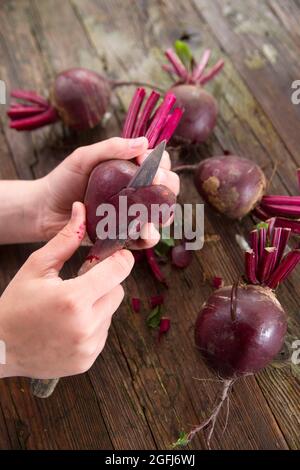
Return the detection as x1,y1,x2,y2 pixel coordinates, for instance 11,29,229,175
195,155,266,219
182,220,300,448
163,42,224,143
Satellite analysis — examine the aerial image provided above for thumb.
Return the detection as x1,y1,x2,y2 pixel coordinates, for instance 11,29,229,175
32,202,86,274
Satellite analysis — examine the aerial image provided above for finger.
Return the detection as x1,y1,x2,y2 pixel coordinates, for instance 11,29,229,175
136,150,171,170
28,202,86,275
92,284,124,325
67,136,148,174
71,249,134,302
128,223,160,250
153,168,180,196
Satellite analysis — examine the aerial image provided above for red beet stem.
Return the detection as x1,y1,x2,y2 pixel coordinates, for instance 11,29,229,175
274,217,300,235
260,202,300,217
11,89,49,108
249,229,259,269
245,250,258,284
158,107,184,143
192,49,211,81
145,92,176,147
122,87,146,138
267,249,300,289
262,195,300,206
8,105,46,118
276,228,291,266
162,64,176,75
9,106,59,131
259,227,266,261
198,59,224,85
270,227,282,266
266,217,276,240
145,248,167,284
259,247,277,283
132,90,160,138
165,49,188,80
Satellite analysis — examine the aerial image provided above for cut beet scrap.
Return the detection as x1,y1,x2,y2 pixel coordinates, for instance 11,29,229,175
158,317,171,340
212,276,224,289
145,248,167,285
131,297,141,313
150,294,164,308
171,243,193,268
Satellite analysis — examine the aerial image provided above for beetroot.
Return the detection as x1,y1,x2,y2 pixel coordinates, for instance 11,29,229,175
195,155,266,219
175,155,300,235
163,41,224,143
182,220,300,448
171,242,193,268
80,88,182,273
7,68,159,131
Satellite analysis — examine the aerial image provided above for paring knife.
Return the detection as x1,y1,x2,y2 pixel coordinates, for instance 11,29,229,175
30,140,166,398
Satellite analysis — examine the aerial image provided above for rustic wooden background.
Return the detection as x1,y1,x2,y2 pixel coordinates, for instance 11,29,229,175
0,0,299,450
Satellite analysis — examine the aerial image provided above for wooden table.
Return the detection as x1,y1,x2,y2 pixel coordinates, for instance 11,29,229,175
0,0,299,450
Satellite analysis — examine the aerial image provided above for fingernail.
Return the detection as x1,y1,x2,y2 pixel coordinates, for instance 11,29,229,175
129,136,148,148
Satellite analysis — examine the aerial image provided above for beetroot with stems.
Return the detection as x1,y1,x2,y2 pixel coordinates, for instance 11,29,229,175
180,220,300,448
175,155,300,235
7,67,160,131
163,41,224,143
80,88,183,274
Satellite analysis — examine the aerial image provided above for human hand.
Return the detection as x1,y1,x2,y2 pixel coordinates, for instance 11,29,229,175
38,137,179,246
0,202,134,379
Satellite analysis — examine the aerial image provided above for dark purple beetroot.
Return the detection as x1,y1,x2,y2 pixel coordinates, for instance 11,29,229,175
169,85,218,143
178,220,300,448
50,68,111,130
163,43,224,143
195,155,266,219
195,284,287,378
8,68,111,131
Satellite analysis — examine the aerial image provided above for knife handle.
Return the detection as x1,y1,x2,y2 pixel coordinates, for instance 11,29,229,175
30,239,125,398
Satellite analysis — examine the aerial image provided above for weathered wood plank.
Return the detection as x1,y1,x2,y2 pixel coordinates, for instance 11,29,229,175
192,0,300,167
72,0,294,449
0,0,299,450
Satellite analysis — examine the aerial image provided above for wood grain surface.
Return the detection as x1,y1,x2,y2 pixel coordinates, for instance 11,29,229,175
0,0,299,450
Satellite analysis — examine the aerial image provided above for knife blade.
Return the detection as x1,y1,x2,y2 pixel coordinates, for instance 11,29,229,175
127,139,166,188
